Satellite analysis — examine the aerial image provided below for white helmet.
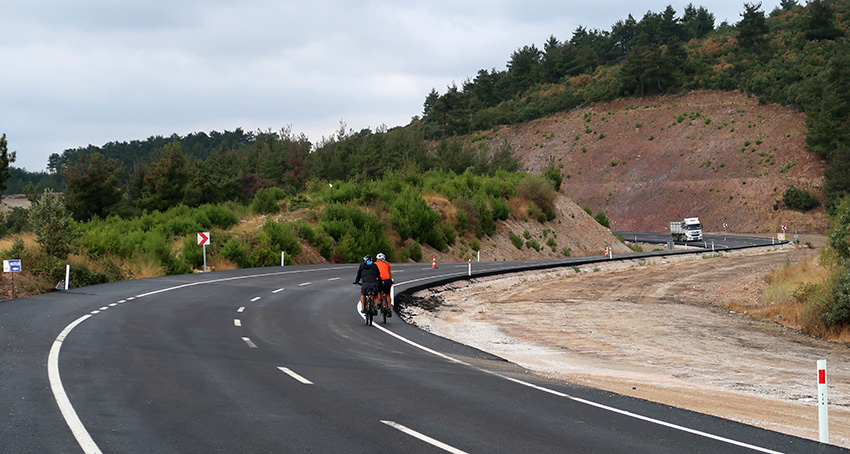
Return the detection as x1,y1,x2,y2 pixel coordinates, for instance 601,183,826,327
376,253,386,261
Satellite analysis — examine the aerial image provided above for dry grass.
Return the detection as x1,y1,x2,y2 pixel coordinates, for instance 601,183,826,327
508,196,531,220
423,193,456,221
0,233,37,251
125,256,165,279
209,256,238,272
725,253,843,338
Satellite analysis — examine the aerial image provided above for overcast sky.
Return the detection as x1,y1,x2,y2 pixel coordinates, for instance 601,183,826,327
2,1,775,172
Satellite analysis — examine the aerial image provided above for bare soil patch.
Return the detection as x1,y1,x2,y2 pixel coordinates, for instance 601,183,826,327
402,246,850,448
485,90,829,234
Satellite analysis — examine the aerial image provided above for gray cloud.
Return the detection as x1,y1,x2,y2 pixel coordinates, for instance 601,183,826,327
1,1,765,171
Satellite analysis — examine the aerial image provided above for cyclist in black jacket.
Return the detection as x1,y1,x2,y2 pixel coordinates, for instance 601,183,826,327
353,255,381,313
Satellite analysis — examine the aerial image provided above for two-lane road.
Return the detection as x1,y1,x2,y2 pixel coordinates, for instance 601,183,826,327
2,240,842,453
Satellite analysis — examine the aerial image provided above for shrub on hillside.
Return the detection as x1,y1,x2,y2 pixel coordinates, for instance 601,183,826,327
517,175,556,215
509,231,523,249
198,204,239,229
594,210,610,228
251,187,287,214
320,204,393,262
782,187,819,212
390,191,441,246
221,237,251,268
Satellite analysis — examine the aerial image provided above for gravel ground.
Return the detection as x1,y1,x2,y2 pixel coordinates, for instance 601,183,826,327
402,246,850,448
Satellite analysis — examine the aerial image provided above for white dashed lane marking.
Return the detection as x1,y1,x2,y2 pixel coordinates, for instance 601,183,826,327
234,319,242,327
272,288,284,293
381,421,468,454
242,337,258,348
237,307,245,313
250,297,261,302
277,367,313,385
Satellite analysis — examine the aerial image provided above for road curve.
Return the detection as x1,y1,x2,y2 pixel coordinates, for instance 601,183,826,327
2,237,843,453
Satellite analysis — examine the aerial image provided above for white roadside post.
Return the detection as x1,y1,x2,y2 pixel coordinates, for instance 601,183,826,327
281,251,285,267
819,360,829,443
65,264,70,290
468,259,472,276
197,232,210,272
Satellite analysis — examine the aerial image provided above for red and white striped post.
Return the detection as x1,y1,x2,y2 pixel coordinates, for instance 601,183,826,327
818,359,829,443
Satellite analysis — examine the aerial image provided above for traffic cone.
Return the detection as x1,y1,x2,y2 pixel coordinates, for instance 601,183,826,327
431,256,438,269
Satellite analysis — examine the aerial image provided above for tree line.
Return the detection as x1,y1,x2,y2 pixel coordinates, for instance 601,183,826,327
418,0,850,211
7,1,850,213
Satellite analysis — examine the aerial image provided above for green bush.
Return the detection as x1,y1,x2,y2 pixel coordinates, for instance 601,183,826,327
199,204,239,229
390,191,440,245
251,187,287,214
440,220,457,246
782,187,819,212
823,273,850,325
517,175,556,214
526,240,542,251
181,235,205,269
509,231,523,249
260,219,302,258
288,194,312,211
222,237,252,268
490,197,510,220
594,210,610,228
404,242,423,262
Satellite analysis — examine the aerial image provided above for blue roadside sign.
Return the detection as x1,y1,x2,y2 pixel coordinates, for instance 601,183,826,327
3,259,21,272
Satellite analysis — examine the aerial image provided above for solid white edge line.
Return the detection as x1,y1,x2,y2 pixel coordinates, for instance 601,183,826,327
277,367,314,385
241,337,258,348
48,314,103,454
370,280,786,454
381,420,468,454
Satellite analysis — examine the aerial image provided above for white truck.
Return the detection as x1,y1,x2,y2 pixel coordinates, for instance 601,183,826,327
670,217,703,242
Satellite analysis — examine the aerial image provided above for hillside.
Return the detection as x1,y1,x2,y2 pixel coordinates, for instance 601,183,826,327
481,90,828,234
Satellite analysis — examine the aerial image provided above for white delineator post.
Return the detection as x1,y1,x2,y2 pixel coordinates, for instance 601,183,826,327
819,360,829,443
468,259,471,276
64,264,70,290
281,251,285,267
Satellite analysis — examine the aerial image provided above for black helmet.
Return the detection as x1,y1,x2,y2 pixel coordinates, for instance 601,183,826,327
363,254,372,262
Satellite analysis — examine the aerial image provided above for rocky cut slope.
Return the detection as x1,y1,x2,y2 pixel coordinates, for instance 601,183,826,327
482,90,828,234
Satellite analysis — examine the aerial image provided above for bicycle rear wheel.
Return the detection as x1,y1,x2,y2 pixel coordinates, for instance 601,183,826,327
365,297,373,325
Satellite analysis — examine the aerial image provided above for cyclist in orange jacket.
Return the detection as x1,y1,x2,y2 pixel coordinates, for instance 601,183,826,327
375,253,393,317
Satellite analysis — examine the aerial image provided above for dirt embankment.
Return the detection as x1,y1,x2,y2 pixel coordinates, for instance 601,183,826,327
484,90,828,234
402,245,850,448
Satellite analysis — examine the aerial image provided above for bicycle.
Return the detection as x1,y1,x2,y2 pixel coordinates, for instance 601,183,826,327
360,285,378,326
378,298,389,324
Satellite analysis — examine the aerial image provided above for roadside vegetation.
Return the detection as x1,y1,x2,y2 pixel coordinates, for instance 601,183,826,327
3,1,850,338
0,170,560,296
724,200,850,341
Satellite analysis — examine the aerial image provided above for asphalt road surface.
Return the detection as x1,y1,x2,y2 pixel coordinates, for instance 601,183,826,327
3,236,844,453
